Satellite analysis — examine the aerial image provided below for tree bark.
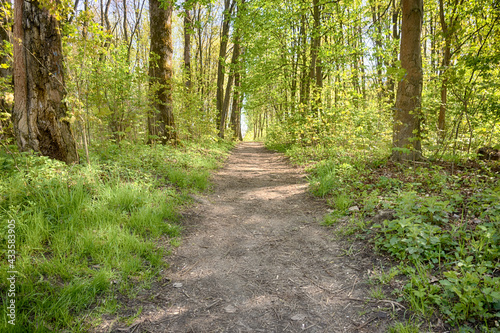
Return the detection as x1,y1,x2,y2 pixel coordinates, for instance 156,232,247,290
216,0,234,138
298,14,309,108
392,0,423,161
387,0,400,105
225,37,240,137
148,0,176,144
184,7,192,90
123,0,129,46
310,0,322,114
12,0,79,164
230,68,242,140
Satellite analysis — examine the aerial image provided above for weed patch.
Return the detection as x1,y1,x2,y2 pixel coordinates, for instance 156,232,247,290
271,142,500,331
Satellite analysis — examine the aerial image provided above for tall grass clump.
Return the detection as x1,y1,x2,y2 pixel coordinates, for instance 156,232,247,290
0,140,231,331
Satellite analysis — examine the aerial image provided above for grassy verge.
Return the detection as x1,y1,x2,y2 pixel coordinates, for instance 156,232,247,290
267,141,500,332
0,140,232,332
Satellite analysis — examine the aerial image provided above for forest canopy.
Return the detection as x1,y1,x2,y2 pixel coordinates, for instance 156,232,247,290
0,0,498,159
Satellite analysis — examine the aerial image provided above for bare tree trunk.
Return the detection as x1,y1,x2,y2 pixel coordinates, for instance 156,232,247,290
195,6,204,96
148,0,176,144
12,0,79,164
184,6,192,90
216,0,234,138
392,0,423,161
82,0,88,39
387,0,400,105
299,14,309,107
123,0,129,46
310,0,322,114
224,38,240,137
230,68,242,140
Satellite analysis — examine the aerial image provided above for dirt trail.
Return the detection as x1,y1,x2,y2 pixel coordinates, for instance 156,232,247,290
107,142,397,333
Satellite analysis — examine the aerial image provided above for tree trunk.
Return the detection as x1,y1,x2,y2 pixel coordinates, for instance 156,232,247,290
123,0,129,47
392,0,423,161
184,7,192,90
222,68,233,137
387,0,400,105
310,0,322,114
222,35,241,138
148,0,176,144
216,0,234,138
12,0,79,164
229,38,241,140
298,14,309,108
371,1,383,104
230,68,242,140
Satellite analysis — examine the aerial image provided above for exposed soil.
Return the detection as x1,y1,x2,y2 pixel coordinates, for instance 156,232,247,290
101,142,404,333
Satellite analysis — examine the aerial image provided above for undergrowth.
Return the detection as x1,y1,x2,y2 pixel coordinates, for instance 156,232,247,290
267,140,500,332
0,140,231,332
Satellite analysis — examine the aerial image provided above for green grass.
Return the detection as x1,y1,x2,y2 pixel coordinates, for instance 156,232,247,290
0,140,231,331
268,141,500,332
388,320,421,333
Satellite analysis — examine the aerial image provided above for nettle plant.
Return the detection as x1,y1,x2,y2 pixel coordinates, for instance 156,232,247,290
373,185,500,327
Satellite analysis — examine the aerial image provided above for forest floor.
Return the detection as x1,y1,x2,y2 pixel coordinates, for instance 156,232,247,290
99,142,405,333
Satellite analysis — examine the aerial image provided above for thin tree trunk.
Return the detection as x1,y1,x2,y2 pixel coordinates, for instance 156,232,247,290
310,0,322,114
12,0,79,164
387,0,400,105
216,0,234,138
184,7,192,90
196,6,204,95
82,0,88,39
299,14,309,107
227,36,241,139
230,68,243,140
123,0,129,47
372,2,383,104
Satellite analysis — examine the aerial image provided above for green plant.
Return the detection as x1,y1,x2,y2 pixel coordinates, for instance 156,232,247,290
321,212,343,226
371,266,400,285
369,286,385,300
330,193,353,213
388,320,421,333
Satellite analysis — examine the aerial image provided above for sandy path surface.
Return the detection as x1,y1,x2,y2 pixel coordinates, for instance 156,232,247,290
106,142,396,333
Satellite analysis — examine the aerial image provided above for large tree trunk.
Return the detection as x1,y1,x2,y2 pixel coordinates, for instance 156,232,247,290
148,0,176,144
392,0,423,162
12,0,79,164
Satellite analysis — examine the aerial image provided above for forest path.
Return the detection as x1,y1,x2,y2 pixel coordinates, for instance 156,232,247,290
106,142,396,333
